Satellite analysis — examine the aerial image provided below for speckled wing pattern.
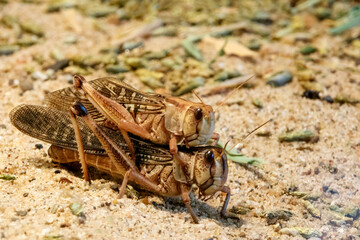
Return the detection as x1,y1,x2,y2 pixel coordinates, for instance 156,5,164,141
9,104,172,165
45,77,166,123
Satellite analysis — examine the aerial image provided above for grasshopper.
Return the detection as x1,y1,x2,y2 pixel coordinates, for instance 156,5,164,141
10,104,230,223
45,75,219,183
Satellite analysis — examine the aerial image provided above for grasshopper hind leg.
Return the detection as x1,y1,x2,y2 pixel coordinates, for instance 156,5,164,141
69,108,91,184
70,102,163,195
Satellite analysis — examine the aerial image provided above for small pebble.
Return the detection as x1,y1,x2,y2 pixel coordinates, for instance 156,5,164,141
64,35,77,44
23,193,28,197
79,213,86,224
16,210,28,217
54,169,61,174
31,71,48,81
302,90,320,99
329,188,339,195
266,70,292,87
328,166,338,174
110,184,119,192
64,74,73,84
35,143,43,149
46,217,54,224
47,59,69,72
8,79,19,87
322,95,334,103
19,78,34,92
60,222,70,228
345,206,359,220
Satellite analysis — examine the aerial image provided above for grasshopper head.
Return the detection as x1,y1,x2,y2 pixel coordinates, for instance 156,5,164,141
182,104,215,146
164,98,215,146
193,147,228,196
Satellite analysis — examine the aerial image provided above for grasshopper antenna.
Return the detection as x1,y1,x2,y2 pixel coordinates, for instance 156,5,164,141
221,140,231,156
215,74,255,110
193,90,205,104
243,118,272,141
227,118,272,153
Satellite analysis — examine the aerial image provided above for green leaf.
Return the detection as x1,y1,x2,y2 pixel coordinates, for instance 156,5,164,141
0,173,16,180
216,141,264,166
181,38,203,61
329,6,360,35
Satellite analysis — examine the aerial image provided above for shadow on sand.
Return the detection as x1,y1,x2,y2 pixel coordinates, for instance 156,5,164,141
31,157,243,227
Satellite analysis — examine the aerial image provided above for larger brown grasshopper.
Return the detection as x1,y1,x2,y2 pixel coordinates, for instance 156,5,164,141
45,75,219,183
10,104,230,223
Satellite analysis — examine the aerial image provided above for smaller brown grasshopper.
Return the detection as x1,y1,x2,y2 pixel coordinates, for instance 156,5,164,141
10,104,230,223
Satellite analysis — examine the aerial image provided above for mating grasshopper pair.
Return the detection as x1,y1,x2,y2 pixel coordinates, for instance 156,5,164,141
10,75,230,223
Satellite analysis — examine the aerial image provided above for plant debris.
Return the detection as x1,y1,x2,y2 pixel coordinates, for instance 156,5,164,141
303,200,321,219
69,201,83,216
217,141,263,166
182,38,203,61
229,205,252,215
300,45,317,55
0,173,16,180
263,210,294,225
278,129,317,143
202,36,257,58
280,227,322,239
334,93,359,105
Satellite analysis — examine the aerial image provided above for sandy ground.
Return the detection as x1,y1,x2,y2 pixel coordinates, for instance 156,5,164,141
1,2,360,240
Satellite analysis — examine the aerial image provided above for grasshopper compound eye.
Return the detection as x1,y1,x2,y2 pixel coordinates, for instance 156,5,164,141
204,150,214,163
194,108,203,120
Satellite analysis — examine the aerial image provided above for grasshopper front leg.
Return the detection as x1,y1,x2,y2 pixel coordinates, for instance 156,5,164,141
180,183,199,224
170,136,191,184
70,102,162,195
220,185,231,217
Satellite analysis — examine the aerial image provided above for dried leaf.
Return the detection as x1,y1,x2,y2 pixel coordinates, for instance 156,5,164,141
202,36,257,58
